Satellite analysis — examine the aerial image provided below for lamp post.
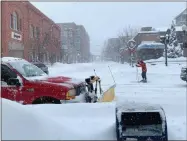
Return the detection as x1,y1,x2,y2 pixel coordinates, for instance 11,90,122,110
160,28,170,66
182,24,187,57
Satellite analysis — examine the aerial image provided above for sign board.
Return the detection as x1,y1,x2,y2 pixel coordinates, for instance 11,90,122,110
128,40,136,50
11,32,22,41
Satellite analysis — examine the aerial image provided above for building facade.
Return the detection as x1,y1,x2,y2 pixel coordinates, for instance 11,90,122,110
58,23,90,63
57,22,77,63
175,8,187,26
76,25,90,62
1,1,61,63
103,38,121,62
133,31,160,47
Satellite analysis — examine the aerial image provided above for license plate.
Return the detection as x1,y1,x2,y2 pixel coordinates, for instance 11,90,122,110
126,138,137,140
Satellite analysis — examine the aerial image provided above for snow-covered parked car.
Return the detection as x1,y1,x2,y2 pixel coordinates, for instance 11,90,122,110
1,57,91,104
115,101,168,141
180,66,187,82
31,61,49,75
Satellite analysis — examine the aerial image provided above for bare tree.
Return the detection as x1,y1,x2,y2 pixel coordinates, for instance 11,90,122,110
117,26,139,64
28,29,60,65
118,25,139,49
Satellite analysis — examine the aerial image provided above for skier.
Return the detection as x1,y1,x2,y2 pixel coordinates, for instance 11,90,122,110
136,60,147,82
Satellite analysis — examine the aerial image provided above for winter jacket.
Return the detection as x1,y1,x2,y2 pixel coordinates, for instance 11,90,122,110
136,61,147,72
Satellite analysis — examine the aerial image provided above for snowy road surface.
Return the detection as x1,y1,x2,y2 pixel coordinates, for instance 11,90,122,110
2,61,187,140
49,61,187,140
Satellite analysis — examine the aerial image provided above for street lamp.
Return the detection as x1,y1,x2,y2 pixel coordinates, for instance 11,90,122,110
160,28,170,66
182,24,187,57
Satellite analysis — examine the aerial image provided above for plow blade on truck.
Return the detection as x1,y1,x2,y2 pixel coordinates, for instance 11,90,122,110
98,84,116,102
85,76,116,103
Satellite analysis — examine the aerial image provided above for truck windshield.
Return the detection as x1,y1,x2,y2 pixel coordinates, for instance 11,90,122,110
9,60,47,77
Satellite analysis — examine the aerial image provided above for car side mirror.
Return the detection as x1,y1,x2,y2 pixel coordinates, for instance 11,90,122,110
7,78,21,86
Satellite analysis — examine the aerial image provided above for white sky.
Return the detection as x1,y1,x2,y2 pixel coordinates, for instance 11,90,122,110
31,2,186,55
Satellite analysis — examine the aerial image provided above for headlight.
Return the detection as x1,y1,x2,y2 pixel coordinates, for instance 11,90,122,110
67,89,76,96
66,89,76,100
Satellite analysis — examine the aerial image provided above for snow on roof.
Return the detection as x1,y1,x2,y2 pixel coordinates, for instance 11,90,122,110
138,30,159,34
156,26,183,32
1,57,24,62
137,41,165,50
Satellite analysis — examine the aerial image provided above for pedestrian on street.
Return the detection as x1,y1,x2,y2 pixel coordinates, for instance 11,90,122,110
136,60,147,82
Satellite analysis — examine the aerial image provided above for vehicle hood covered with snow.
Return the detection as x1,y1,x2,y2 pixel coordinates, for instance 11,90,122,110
26,75,85,88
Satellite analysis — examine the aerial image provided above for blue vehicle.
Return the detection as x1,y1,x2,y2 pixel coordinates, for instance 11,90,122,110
116,101,168,141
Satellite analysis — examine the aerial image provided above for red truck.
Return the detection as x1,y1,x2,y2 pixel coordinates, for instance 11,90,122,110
1,57,89,104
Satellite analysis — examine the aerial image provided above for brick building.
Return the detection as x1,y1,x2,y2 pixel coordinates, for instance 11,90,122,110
132,28,161,61
57,22,77,63
133,31,160,47
76,25,90,62
57,23,90,63
1,1,61,63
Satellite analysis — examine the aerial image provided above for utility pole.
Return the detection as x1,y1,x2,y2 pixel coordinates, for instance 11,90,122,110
160,29,170,67
164,38,168,66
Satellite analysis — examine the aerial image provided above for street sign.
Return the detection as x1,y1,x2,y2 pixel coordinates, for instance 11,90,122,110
128,40,136,50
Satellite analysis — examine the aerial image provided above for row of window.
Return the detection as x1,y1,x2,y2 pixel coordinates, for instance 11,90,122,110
30,25,40,39
10,11,60,49
10,12,22,31
10,11,56,41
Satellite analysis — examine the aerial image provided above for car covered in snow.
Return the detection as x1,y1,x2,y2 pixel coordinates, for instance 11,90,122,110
31,61,49,75
1,57,90,104
115,101,168,141
180,66,187,82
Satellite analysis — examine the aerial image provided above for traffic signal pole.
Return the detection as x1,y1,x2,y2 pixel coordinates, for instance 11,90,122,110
164,39,168,66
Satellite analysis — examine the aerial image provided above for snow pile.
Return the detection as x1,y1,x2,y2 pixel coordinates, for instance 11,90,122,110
1,98,76,140
1,98,116,140
28,102,116,140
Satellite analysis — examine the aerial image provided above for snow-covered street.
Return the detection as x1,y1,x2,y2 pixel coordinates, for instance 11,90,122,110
48,61,186,140
2,60,187,140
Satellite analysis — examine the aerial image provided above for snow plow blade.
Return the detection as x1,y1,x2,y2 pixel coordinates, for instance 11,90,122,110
98,84,116,102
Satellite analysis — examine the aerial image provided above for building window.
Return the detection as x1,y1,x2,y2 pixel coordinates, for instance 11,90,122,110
18,19,22,31
69,30,73,37
10,12,19,31
63,31,68,37
10,12,22,31
30,25,34,38
36,27,40,39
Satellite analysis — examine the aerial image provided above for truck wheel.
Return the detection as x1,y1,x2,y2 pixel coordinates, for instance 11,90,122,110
32,97,61,104
85,95,92,103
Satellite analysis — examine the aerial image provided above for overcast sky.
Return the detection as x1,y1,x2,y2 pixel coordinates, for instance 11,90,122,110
31,2,186,55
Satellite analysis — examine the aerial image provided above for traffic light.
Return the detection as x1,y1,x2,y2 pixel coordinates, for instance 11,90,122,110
160,36,166,44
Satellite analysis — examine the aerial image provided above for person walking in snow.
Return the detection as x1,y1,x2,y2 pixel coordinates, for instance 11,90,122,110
136,60,147,82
